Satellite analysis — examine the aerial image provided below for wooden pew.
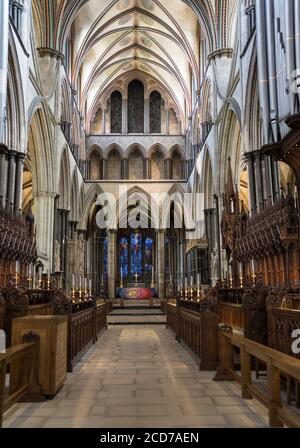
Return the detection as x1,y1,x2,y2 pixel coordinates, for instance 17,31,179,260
214,327,300,427
0,333,43,427
266,289,300,407
1,288,58,347
53,297,107,372
166,295,219,370
217,282,268,345
166,299,178,335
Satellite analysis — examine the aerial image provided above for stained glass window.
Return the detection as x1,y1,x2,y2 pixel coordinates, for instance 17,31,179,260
144,237,153,278
131,231,142,279
120,237,129,278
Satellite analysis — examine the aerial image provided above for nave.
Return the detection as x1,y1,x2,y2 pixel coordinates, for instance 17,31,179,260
3,325,269,428
2,0,300,431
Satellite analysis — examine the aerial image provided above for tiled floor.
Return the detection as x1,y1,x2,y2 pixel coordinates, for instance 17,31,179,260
3,326,269,428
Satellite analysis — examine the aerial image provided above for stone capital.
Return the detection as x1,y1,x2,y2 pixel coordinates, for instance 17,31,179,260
37,47,64,61
208,48,233,62
0,143,8,155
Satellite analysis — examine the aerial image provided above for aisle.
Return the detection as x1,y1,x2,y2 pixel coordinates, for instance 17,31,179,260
3,326,269,428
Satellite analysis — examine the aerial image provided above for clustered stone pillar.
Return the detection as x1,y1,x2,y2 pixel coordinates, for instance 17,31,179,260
14,152,25,211
108,229,117,299
157,229,165,298
0,144,8,208
34,192,56,271
54,202,70,288
244,150,279,215
0,0,9,145
244,152,257,214
0,147,25,211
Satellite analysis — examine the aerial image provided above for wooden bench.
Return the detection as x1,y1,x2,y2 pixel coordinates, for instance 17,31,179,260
214,328,300,427
0,333,43,427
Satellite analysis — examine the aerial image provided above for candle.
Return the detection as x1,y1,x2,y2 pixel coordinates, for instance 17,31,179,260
72,274,75,288
32,265,36,288
190,275,193,287
197,273,200,287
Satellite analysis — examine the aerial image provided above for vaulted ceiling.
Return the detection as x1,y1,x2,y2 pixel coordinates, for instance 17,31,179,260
69,0,200,122
32,0,236,129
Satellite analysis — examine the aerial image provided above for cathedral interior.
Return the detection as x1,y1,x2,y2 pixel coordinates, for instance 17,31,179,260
1,0,300,430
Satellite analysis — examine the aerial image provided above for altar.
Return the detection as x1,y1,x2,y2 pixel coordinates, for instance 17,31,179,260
117,287,157,300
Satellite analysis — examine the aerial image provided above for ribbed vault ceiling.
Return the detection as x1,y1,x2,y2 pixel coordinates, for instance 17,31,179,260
70,0,200,122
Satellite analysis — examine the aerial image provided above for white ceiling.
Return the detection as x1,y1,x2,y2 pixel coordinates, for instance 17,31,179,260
70,0,200,123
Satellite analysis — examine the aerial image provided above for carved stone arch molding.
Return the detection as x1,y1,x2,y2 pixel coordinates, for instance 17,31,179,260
6,39,26,153
26,101,55,194
58,145,71,211
218,104,243,195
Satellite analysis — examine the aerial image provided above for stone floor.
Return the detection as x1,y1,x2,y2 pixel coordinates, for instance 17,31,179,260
3,326,269,428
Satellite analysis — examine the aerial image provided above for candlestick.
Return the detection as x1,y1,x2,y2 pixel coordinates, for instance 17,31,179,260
240,274,244,288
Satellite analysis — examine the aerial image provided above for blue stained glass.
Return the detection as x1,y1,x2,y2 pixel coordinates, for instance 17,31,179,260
144,237,153,275
131,232,142,277
120,237,128,277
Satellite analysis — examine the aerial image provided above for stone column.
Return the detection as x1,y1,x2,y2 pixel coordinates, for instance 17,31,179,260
145,158,150,179
14,152,25,212
144,99,150,134
123,158,128,179
0,0,9,144
244,152,257,214
0,144,8,207
254,151,264,211
166,109,170,135
157,229,165,298
6,150,17,209
165,158,171,179
102,159,107,179
108,229,117,299
256,0,271,143
33,192,56,271
102,109,106,134
122,98,128,134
